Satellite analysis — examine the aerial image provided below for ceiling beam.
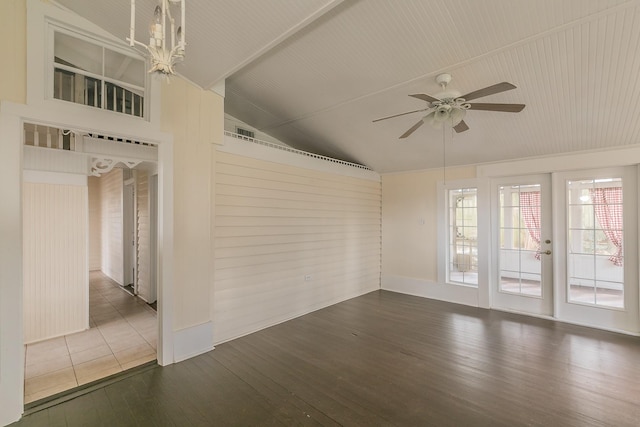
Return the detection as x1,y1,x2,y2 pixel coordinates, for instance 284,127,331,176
204,0,346,90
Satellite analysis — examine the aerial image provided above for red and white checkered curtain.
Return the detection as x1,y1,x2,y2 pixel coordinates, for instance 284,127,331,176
589,187,623,266
519,191,541,260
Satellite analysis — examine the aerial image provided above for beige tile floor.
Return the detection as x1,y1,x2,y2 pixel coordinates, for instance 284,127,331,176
24,271,157,404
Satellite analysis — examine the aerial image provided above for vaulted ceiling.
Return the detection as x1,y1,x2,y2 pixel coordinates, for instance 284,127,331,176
56,0,640,173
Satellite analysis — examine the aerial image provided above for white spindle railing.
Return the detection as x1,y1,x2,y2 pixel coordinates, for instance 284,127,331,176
53,67,144,119
224,131,372,171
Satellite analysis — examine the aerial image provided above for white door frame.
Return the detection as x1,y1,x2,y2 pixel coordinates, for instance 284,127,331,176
0,101,175,425
123,176,137,292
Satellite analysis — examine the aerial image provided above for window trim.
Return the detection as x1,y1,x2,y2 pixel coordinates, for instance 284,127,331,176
27,0,161,125
437,177,490,306
49,24,148,119
440,182,479,287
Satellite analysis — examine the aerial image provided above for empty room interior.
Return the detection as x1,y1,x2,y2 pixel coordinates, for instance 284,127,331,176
2,0,640,425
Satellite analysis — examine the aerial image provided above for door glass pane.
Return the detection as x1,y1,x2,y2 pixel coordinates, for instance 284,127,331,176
448,188,478,286
567,178,623,308
498,184,542,297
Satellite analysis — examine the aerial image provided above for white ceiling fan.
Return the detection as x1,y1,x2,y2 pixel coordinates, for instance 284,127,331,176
373,73,526,138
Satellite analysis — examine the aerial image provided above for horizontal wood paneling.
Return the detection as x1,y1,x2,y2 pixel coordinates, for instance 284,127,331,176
217,182,380,203
23,182,88,343
214,151,381,343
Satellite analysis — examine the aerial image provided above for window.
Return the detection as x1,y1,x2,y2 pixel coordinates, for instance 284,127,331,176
236,127,255,138
447,188,478,286
498,184,543,296
567,178,624,308
53,30,146,118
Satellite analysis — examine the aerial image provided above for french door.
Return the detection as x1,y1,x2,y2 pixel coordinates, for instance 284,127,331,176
553,167,638,332
491,168,639,333
491,174,553,316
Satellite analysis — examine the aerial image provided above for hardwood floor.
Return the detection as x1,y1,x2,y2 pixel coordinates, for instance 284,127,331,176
12,290,640,426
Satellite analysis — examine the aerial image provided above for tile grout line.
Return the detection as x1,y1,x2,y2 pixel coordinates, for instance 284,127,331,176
64,331,81,389
24,272,158,402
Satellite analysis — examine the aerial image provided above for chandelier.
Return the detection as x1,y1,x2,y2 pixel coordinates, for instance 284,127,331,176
127,0,186,75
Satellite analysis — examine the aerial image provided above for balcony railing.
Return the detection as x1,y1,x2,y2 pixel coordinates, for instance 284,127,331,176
54,66,144,118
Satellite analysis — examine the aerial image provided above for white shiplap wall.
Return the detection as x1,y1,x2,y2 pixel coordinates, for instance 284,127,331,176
23,182,88,343
136,170,152,302
100,168,123,285
88,176,102,271
213,149,381,344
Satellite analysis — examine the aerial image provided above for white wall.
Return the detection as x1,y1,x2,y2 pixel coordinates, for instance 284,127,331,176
0,0,25,105
88,176,101,270
382,167,476,280
213,142,381,344
0,111,25,427
160,75,222,360
22,179,88,343
381,167,479,305
100,168,123,285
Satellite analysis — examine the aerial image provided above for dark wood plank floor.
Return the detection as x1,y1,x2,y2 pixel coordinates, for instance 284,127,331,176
12,290,640,426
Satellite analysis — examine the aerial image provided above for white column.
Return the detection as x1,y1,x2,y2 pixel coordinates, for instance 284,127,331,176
0,111,25,425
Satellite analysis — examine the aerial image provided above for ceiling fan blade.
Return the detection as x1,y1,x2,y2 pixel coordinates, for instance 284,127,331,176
373,107,430,122
453,120,469,133
461,82,517,101
467,103,525,112
409,93,441,103
399,119,425,139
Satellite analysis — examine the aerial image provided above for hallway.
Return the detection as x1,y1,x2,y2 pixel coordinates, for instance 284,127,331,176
24,272,157,404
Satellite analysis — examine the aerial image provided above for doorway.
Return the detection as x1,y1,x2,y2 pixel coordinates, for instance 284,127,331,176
23,165,159,404
491,168,639,333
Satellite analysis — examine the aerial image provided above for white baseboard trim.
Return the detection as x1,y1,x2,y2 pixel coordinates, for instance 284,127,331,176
213,286,378,346
381,274,479,307
492,306,640,336
173,321,215,363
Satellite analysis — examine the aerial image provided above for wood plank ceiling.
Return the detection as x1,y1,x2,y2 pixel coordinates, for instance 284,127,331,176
56,0,640,172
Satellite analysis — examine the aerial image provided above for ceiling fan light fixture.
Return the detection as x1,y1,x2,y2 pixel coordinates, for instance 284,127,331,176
423,112,437,129
449,106,466,126
428,104,465,128
433,104,452,122
372,74,524,138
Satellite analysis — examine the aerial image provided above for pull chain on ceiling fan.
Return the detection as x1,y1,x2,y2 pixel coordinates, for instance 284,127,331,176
373,73,525,138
